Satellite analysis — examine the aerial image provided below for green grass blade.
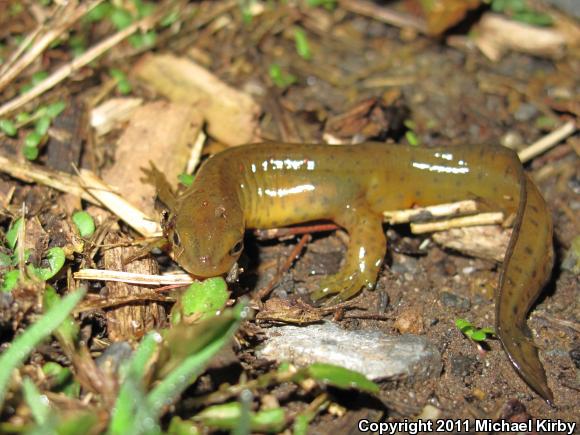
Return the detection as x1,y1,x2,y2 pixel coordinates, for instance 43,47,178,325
0,288,86,408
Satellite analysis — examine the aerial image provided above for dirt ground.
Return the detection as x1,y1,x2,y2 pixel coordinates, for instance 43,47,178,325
0,1,578,433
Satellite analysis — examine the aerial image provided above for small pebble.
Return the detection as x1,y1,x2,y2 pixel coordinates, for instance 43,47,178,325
450,354,479,378
439,291,471,310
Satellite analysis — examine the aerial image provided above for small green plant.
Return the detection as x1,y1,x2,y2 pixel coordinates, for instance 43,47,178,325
84,0,158,49
490,0,553,26
268,63,297,88
306,0,337,10
293,27,312,60
0,101,67,161
109,68,132,95
72,211,96,238
177,173,195,187
455,318,495,342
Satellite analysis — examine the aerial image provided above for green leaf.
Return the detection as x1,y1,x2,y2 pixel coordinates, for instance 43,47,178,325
160,10,180,27
43,286,79,346
194,403,285,433
454,318,472,332
31,71,49,86
23,377,50,425
72,211,96,238
23,145,39,160
178,173,194,187
30,247,66,281
469,330,487,342
0,119,17,136
405,131,421,146
0,288,86,409
167,416,200,435
25,131,43,148
268,63,297,88
175,277,229,322
134,0,155,18
6,217,22,249
306,363,379,393
35,116,51,136
0,252,12,267
84,2,113,22
15,112,31,123
1,270,19,292
293,27,312,60
42,362,73,389
111,7,134,29
46,101,66,118
129,303,246,431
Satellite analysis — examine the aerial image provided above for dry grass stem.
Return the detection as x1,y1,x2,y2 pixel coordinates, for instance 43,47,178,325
0,155,96,203
411,212,505,234
0,12,159,117
79,170,162,237
0,1,104,93
186,130,207,174
74,268,192,285
518,121,577,163
383,200,479,224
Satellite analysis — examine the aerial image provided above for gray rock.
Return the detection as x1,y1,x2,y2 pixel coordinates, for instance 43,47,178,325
439,291,471,310
257,322,442,381
542,0,580,19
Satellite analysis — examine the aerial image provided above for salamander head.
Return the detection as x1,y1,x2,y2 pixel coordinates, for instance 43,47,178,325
165,193,244,278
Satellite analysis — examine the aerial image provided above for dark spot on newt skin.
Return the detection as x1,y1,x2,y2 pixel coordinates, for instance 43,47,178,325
399,175,405,182
530,205,539,213
525,246,533,255
514,265,523,273
530,218,539,226
532,269,538,279
477,172,484,180
513,306,518,315
415,190,422,197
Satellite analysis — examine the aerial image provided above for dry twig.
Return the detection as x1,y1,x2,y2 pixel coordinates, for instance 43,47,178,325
0,1,104,93
0,10,161,117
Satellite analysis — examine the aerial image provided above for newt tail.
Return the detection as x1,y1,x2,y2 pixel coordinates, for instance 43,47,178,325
497,173,554,404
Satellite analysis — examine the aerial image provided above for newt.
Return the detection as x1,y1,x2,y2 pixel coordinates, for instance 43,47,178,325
145,142,554,403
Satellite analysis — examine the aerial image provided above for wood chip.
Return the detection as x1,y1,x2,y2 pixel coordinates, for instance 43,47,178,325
133,53,260,145
102,101,201,217
102,232,166,341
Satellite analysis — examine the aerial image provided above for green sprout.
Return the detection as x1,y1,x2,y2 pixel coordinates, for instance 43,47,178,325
72,211,96,238
268,63,297,88
455,318,495,342
293,27,312,60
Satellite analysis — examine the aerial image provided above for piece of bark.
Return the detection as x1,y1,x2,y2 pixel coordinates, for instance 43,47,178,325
90,97,143,136
102,232,165,341
102,101,200,218
133,53,260,146
474,13,567,61
432,225,511,262
46,99,84,174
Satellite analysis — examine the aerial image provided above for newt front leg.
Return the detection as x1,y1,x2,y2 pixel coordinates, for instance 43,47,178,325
312,201,386,301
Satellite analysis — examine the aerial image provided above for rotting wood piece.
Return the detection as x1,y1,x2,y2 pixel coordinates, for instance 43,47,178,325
102,232,165,341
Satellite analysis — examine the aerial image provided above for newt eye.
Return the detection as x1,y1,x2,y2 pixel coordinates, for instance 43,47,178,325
229,240,243,257
172,231,181,246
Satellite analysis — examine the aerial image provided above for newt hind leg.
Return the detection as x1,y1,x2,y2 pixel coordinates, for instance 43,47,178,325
311,203,386,302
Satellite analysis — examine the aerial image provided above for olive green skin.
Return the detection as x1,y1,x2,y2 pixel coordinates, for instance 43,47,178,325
165,142,554,403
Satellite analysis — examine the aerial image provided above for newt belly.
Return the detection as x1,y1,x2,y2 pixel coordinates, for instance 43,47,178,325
148,142,554,403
